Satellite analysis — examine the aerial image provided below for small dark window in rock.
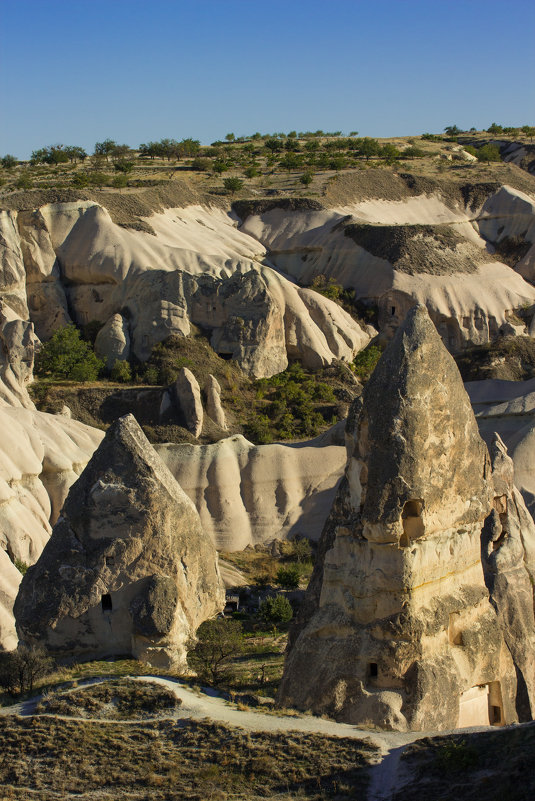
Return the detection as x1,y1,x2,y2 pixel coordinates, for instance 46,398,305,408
101,593,112,612
218,352,233,361
391,306,396,316
490,705,502,725
369,662,378,678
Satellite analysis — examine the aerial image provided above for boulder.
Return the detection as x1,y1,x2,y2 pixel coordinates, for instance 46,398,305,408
174,367,203,437
205,374,227,430
278,305,517,731
14,414,224,668
94,313,130,371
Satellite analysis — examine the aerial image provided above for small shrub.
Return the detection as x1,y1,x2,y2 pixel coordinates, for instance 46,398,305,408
436,739,478,771
15,172,33,190
277,563,301,589
14,559,29,575
259,595,293,624
110,359,132,383
353,344,383,381
300,170,314,185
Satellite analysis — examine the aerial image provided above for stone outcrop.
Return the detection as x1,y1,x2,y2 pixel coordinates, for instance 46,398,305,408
14,414,224,668
174,367,203,438
205,374,228,430
278,305,517,731
0,302,36,408
155,428,346,551
482,434,535,719
10,201,370,378
94,313,130,370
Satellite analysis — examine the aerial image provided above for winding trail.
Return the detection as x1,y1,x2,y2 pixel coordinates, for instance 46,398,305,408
0,674,496,800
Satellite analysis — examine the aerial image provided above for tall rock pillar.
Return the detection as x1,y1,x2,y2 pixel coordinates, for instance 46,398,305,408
278,305,517,731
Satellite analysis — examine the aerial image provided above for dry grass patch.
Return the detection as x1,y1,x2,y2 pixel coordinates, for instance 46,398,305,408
0,715,377,800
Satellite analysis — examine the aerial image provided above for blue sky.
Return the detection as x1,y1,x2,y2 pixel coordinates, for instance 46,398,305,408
1,0,534,158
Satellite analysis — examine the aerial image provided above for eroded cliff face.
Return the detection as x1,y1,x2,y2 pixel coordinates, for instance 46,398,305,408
278,306,519,732
9,201,370,378
237,184,535,352
14,415,225,668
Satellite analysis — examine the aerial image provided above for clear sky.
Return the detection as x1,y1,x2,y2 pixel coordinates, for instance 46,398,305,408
1,0,534,159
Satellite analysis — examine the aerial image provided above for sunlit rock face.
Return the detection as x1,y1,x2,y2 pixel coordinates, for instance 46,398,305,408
279,305,518,732
14,414,224,669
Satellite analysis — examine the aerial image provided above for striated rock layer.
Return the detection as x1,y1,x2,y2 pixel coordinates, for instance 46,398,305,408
279,305,520,731
14,414,224,668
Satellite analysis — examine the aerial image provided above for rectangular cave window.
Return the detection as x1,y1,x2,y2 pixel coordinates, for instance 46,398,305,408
101,593,112,612
490,705,502,725
369,662,378,678
391,306,396,316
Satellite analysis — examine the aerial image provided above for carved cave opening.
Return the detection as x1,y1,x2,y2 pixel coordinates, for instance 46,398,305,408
101,593,112,612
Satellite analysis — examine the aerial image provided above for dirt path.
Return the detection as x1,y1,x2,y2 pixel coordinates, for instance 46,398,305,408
0,675,496,800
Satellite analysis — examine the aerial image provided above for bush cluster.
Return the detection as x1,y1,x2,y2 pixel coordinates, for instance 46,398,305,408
246,362,336,443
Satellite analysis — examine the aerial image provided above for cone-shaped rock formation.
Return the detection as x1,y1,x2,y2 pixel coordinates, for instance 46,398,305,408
14,414,224,668
278,305,517,731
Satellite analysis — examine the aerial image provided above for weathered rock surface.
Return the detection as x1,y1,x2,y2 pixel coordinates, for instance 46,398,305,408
14,414,224,668
11,202,370,378
482,434,535,720
0,301,37,408
204,374,227,430
467,377,535,518
174,367,203,438
238,185,535,352
155,431,345,551
94,313,130,370
279,306,517,731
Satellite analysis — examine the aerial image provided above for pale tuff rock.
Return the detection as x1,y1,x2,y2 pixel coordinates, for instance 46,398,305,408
0,210,29,321
205,374,227,430
278,305,517,731
174,367,203,438
14,414,224,668
0,406,103,649
0,302,36,408
482,434,535,719
155,432,345,551
94,313,131,370
9,201,370,378
17,209,71,340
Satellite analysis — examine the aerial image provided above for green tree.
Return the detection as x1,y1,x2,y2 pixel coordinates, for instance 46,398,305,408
225,133,235,142
521,125,535,142
277,563,301,589
381,143,401,164
477,144,501,164
300,170,314,186
353,344,383,381
223,177,243,193
94,138,117,161
1,154,17,168
35,324,104,381
264,138,284,153
63,146,87,163
112,174,128,189
259,595,293,624
358,137,380,160
444,125,462,137
187,618,244,684
487,122,503,134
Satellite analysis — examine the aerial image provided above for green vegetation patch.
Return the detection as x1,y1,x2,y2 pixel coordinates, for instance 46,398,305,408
0,715,376,800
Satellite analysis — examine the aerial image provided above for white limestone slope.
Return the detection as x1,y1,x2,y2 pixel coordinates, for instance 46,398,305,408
17,202,369,376
155,432,346,552
238,187,535,351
